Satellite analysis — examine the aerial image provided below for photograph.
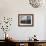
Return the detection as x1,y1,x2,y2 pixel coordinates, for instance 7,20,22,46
18,14,34,26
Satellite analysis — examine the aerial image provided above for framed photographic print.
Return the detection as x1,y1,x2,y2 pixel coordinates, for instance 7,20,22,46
18,14,34,26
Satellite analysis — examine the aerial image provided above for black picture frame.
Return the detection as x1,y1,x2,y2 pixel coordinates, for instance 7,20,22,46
18,14,34,27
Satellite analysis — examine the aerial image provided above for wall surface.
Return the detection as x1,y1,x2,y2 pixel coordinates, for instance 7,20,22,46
0,0,46,40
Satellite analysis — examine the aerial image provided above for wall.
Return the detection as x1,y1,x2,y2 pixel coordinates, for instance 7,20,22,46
0,0,46,40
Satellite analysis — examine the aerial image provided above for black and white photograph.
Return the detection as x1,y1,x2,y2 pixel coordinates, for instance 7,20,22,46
18,14,34,26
